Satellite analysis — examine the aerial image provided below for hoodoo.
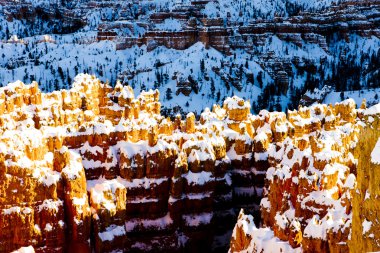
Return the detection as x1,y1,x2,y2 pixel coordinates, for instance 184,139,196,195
1,74,380,252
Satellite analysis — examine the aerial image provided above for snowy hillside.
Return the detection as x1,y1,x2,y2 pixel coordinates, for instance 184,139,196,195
202,0,343,22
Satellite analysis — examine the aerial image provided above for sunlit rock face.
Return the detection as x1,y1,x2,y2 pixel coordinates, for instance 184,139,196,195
0,74,264,252
349,114,380,253
3,74,380,253
229,95,380,252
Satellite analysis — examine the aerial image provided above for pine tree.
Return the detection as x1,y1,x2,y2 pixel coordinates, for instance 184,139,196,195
166,88,173,100
257,71,263,88
216,90,221,101
200,59,205,73
210,78,215,98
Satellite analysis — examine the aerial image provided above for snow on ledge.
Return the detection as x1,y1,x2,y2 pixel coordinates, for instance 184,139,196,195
223,96,251,110
371,138,380,165
11,246,35,253
362,219,372,235
364,103,380,116
98,224,126,242
230,209,302,253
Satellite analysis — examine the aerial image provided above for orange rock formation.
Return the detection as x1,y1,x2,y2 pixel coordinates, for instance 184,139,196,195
2,74,380,253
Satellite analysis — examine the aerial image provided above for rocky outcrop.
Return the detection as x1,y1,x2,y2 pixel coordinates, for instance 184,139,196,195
95,0,380,56
0,1,85,35
229,99,380,252
0,75,265,252
0,81,90,252
349,110,380,252
3,74,380,252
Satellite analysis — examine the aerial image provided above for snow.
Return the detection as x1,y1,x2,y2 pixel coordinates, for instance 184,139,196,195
230,209,302,253
226,147,249,162
34,224,41,233
62,150,83,180
261,197,271,210
78,142,103,156
98,224,126,242
323,163,339,176
188,148,215,163
155,18,182,31
365,104,380,116
119,140,176,159
89,179,125,210
73,196,88,206
275,212,289,230
39,169,61,187
325,89,380,110
343,174,356,189
125,213,173,232
58,220,65,228
127,197,159,204
234,186,256,197
339,98,356,107
203,0,338,24
11,246,35,253
303,215,329,240
183,170,213,185
183,139,217,163
314,150,341,162
0,3,378,252
3,206,21,215
224,96,250,110
0,30,377,116
254,152,268,161
364,190,371,201
370,138,380,165
183,212,213,227
87,176,167,192
0,0,379,116
44,223,53,232
362,219,372,235
254,132,268,142
38,199,63,213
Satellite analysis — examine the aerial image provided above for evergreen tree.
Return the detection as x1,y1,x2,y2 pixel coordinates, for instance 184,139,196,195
200,59,205,73
210,78,215,98
166,88,173,100
257,71,263,88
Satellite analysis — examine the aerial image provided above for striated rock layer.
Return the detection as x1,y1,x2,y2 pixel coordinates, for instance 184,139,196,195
3,73,380,252
229,97,380,252
0,74,266,252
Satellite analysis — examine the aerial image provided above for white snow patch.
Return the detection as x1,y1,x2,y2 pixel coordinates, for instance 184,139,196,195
362,219,372,234
371,138,380,165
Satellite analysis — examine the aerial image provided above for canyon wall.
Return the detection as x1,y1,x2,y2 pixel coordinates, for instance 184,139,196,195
97,1,380,56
